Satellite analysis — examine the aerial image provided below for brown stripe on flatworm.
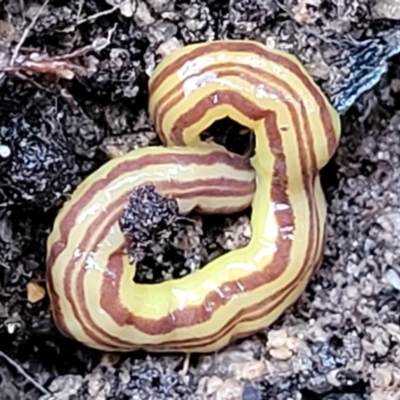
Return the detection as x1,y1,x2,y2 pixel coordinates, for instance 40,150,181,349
46,267,73,339
56,178,257,349
140,196,324,351
101,239,312,351
165,85,321,277
153,64,320,166
141,248,317,351
85,94,316,350
47,176,254,349
47,150,253,267
46,41,334,354
97,112,296,334
149,41,337,156
87,109,316,348
67,109,318,350
154,66,320,173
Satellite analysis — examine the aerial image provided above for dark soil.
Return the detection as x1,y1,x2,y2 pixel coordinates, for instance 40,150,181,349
1,1,400,399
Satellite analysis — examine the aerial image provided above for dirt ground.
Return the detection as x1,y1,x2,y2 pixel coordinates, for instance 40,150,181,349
1,0,400,399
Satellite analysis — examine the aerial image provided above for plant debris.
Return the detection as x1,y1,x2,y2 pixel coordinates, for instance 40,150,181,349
119,184,181,264
26,281,46,304
119,184,240,284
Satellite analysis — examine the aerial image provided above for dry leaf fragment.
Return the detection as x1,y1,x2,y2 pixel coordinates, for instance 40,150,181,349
27,282,46,303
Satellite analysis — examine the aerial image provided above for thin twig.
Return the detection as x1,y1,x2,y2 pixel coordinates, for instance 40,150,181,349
180,353,191,376
76,0,85,22
15,71,55,93
19,0,26,20
0,350,51,396
53,23,118,61
0,259,11,270
76,0,130,25
10,0,50,66
0,24,117,82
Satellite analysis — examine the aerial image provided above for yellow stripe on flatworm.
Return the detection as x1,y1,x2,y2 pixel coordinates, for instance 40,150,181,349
149,41,340,170
47,40,341,353
47,144,256,350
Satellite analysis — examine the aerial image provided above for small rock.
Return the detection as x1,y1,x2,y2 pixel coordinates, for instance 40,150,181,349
361,339,375,354
157,37,182,59
285,337,301,353
372,367,393,390
385,269,400,292
372,0,400,19
100,354,120,367
242,384,262,400
344,285,359,299
41,375,83,400
134,0,155,26
118,369,130,385
267,329,299,361
269,346,293,361
87,373,111,399
147,0,172,13
326,369,341,387
233,360,267,381
0,144,11,158
105,0,136,17
214,379,243,400
386,323,400,342
207,376,224,395
267,329,288,349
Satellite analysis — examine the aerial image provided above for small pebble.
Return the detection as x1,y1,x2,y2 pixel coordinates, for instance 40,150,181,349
214,379,243,400
372,367,393,389
0,144,10,158
233,361,267,381
207,376,224,395
269,346,293,361
384,269,400,291
242,384,262,400
267,329,288,349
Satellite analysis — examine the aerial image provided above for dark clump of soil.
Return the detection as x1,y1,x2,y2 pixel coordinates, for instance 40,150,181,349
1,0,400,399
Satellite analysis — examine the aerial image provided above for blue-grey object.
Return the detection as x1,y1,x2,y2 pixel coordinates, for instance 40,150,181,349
330,28,400,113
242,383,262,400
